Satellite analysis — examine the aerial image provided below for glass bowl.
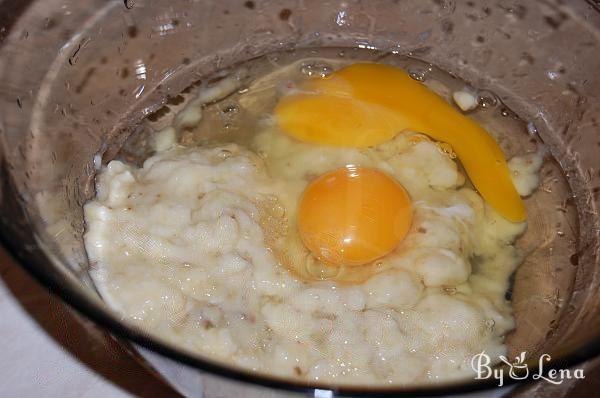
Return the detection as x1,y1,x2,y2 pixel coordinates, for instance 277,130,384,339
0,0,598,396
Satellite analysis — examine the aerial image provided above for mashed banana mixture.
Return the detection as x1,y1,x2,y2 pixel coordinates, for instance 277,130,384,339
85,122,541,384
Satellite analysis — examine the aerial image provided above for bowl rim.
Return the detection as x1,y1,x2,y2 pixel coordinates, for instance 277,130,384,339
1,223,598,397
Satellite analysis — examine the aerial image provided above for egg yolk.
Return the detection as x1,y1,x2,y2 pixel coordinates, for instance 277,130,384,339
275,63,526,222
298,166,413,267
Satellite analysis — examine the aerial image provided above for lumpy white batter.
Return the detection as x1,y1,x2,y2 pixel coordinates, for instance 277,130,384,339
84,121,542,385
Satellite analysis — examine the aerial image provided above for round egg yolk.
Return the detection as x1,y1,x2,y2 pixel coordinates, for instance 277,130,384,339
298,166,413,267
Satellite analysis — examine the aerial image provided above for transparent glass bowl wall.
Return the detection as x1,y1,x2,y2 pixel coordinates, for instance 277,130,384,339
0,0,598,396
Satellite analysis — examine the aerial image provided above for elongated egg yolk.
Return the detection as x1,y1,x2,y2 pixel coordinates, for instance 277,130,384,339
298,166,412,266
275,63,526,222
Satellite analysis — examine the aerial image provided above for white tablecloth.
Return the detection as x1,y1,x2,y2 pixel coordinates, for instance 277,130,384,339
0,249,178,397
